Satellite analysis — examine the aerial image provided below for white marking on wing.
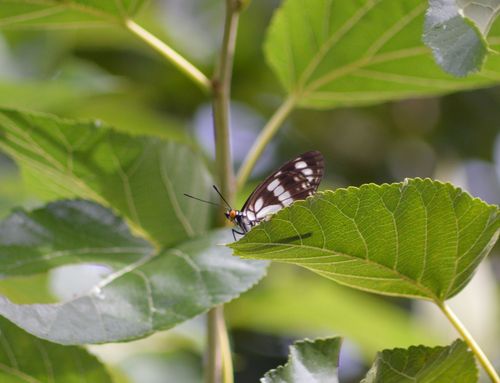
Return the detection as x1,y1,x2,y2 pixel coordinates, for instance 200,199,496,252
278,191,291,201
273,185,284,196
267,179,280,191
254,197,264,211
295,161,307,169
246,211,256,221
256,204,282,219
302,168,313,176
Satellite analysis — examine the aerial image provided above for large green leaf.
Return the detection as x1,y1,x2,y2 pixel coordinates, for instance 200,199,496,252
226,265,438,359
361,339,478,383
0,165,29,219
0,108,210,247
261,337,341,383
0,0,146,29
230,179,500,302
265,0,500,109
424,0,500,77
0,316,112,382
0,200,268,344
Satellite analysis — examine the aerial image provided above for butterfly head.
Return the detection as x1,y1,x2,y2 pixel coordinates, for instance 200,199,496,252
225,209,240,222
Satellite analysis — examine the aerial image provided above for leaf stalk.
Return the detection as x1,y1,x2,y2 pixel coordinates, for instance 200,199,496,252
124,19,211,93
236,95,296,189
438,302,499,382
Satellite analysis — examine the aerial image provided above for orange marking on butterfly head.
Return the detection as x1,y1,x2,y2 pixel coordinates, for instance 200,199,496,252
225,209,237,221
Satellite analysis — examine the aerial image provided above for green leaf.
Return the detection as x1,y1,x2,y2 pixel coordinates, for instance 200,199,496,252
0,79,113,114
67,95,189,141
361,339,478,383
0,108,210,247
226,265,438,359
261,337,341,383
423,0,500,77
0,274,54,304
0,316,112,382
0,0,146,29
0,200,268,344
0,165,29,219
230,178,500,302
265,0,500,109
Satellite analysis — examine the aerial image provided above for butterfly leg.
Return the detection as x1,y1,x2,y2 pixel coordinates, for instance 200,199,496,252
232,228,246,241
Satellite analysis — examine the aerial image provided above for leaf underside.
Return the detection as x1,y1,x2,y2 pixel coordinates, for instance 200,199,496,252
261,337,342,383
265,0,500,108
230,178,500,302
0,108,212,248
423,0,500,77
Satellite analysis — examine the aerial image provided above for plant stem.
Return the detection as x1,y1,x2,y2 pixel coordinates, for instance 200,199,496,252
217,307,234,383
124,19,211,93
206,309,222,383
212,0,240,205
206,306,234,383
438,302,499,382
236,94,297,189
207,1,241,383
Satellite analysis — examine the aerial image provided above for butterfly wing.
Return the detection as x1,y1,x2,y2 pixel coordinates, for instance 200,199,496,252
241,151,324,226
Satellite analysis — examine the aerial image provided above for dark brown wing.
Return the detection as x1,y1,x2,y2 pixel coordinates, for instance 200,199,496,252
241,151,324,223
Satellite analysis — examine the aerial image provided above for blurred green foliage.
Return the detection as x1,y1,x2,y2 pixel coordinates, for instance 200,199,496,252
0,1,499,382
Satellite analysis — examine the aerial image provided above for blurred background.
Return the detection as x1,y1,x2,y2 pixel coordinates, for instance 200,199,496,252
0,0,499,382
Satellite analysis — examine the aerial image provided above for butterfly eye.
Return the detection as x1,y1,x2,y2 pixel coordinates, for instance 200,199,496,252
229,210,236,219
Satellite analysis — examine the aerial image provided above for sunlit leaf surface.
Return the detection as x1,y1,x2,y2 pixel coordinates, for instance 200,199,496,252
230,179,500,301
0,108,210,247
0,0,146,29
424,0,500,76
361,340,478,383
265,0,500,108
0,201,268,344
261,337,341,383
0,316,112,382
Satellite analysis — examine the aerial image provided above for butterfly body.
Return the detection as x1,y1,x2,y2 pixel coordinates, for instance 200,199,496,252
225,209,253,233
227,151,324,239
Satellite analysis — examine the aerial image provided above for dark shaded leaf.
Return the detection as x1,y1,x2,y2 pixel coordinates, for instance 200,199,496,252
0,316,112,382
0,200,268,344
361,339,478,383
423,0,500,76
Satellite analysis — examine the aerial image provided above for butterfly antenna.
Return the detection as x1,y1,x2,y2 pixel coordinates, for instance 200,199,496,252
212,185,232,209
183,193,225,208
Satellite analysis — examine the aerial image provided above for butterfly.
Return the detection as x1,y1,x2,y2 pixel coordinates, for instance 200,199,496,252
185,151,324,240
